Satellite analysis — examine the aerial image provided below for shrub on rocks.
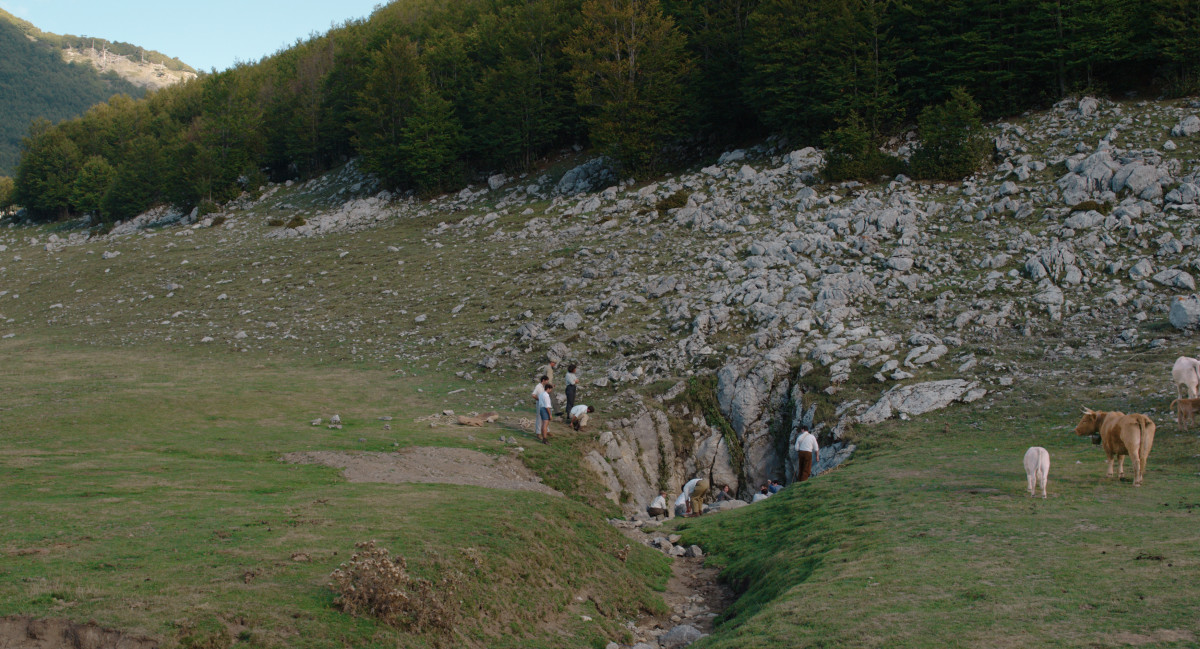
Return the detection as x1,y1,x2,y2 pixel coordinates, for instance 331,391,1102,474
910,88,989,181
822,113,905,183
1069,199,1110,215
656,189,688,215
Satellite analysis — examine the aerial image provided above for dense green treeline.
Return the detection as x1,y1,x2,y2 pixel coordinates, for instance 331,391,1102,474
0,19,146,177
11,0,1200,223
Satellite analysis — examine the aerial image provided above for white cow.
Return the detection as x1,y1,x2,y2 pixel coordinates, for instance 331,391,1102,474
1023,446,1050,498
1172,356,1200,399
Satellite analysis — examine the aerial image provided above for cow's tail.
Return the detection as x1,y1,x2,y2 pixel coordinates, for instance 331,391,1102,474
1192,364,1200,397
1171,398,1181,416
1136,418,1145,463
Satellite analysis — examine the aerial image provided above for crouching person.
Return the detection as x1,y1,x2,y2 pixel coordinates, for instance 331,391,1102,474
570,404,595,431
674,477,710,517
647,491,668,518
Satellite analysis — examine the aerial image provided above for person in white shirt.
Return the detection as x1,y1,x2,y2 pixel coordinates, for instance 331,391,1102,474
570,404,594,431
674,477,710,517
751,485,771,502
647,491,668,517
532,376,548,435
794,425,820,482
537,384,554,444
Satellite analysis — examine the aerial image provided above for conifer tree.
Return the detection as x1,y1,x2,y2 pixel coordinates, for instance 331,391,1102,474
1153,0,1200,93
745,0,900,140
664,0,762,139
353,37,426,189
397,91,465,193
567,0,693,172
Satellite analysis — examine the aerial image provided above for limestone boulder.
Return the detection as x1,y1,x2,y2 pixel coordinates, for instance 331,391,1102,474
1171,115,1200,138
857,380,979,425
1169,295,1200,330
659,624,705,649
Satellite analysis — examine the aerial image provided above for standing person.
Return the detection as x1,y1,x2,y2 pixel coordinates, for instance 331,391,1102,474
531,375,548,434
795,425,820,482
570,404,594,431
537,383,554,444
563,363,580,422
537,359,558,385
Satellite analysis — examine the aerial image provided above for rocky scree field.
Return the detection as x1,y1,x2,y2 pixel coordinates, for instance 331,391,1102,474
1,96,1200,648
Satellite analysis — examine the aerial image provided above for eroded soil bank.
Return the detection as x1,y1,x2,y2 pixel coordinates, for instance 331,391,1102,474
0,616,157,649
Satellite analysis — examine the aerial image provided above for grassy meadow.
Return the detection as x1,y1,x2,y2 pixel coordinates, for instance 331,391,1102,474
0,332,669,648
677,349,1200,649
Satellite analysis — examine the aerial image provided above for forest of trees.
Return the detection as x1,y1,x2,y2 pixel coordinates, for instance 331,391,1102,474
0,18,146,177
8,0,1200,223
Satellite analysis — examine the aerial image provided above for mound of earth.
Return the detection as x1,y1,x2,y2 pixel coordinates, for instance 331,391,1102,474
0,616,156,649
282,447,562,496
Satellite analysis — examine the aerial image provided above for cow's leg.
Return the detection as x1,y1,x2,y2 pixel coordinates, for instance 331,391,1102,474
1130,443,1144,486
1105,453,1115,479
1039,462,1049,498
1027,469,1035,497
1117,455,1126,480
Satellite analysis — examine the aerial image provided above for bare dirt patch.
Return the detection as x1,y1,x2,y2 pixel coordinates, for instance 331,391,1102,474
1107,629,1196,646
0,616,157,649
282,447,562,496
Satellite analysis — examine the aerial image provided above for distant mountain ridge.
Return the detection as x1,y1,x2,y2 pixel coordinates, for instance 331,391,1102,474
0,9,196,89
0,10,195,176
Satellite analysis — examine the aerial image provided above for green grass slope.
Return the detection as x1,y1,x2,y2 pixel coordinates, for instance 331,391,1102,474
677,350,1200,649
0,334,669,648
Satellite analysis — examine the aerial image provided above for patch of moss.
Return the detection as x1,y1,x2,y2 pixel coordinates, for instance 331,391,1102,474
1070,199,1111,215
666,375,745,478
655,189,688,215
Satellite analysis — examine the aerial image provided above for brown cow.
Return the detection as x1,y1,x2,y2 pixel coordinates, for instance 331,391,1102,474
1170,398,1200,430
1074,408,1156,486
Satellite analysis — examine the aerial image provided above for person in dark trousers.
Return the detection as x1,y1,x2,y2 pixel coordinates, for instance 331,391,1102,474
563,363,579,422
795,425,819,482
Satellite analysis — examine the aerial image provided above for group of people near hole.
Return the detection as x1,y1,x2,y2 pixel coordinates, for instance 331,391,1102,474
528,354,1178,514
643,425,822,519
530,360,594,445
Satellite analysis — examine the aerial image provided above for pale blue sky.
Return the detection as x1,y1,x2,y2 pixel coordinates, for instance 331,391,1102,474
0,0,385,71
